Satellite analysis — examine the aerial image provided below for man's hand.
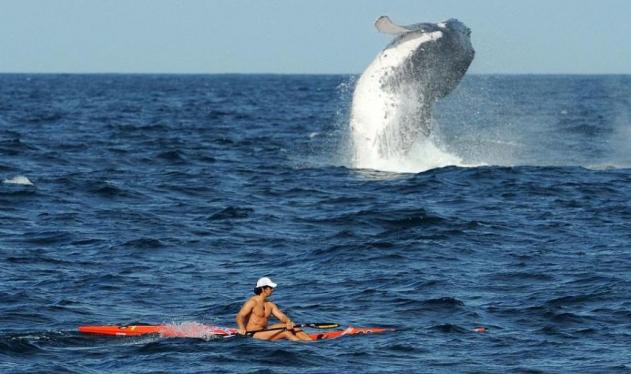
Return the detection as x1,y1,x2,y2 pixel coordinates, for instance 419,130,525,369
285,320,295,330
237,327,247,335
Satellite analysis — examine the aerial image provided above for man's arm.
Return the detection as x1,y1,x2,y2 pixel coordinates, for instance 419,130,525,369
270,303,294,329
236,300,255,335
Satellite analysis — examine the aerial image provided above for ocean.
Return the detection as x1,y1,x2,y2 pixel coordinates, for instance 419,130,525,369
1,73,630,373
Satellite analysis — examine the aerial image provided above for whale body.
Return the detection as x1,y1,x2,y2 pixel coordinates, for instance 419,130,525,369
350,17,474,169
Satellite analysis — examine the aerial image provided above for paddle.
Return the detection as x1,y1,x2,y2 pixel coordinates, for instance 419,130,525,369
246,323,339,336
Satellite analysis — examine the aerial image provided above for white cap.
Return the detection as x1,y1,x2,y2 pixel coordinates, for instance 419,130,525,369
256,277,277,288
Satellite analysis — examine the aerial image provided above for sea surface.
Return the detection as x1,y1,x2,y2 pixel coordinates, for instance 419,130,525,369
1,74,630,373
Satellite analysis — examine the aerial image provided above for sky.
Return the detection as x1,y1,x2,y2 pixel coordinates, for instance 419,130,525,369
1,0,630,74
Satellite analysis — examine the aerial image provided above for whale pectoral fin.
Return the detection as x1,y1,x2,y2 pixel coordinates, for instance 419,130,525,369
375,16,412,34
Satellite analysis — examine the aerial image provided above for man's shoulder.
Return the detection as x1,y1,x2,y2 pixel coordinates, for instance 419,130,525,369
244,297,258,305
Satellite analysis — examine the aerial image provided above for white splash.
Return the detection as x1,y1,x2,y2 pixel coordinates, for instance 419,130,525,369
359,135,469,173
3,176,34,186
160,322,236,340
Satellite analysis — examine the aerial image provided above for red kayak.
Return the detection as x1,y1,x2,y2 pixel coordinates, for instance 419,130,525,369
78,323,392,340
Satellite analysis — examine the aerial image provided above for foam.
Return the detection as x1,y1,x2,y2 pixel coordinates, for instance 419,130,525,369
353,135,472,173
3,176,34,186
160,322,236,340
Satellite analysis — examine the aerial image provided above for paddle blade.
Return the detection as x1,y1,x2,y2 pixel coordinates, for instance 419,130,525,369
302,323,340,329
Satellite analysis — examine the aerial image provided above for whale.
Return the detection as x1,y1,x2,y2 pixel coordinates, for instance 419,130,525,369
350,16,474,168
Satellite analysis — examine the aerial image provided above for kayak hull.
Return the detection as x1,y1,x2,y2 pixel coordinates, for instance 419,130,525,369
78,324,392,340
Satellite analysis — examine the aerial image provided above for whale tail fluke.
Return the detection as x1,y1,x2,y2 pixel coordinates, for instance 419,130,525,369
374,16,411,34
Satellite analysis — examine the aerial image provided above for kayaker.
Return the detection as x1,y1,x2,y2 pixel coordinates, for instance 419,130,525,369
236,277,312,341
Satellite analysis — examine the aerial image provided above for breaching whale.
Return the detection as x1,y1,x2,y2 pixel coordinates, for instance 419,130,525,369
350,16,474,169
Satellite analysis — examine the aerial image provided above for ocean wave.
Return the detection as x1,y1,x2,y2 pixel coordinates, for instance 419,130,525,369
208,207,254,220
156,150,188,163
3,176,34,186
123,238,164,250
21,230,72,245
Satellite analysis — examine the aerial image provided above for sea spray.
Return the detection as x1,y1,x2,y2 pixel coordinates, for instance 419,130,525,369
3,176,34,185
160,322,237,340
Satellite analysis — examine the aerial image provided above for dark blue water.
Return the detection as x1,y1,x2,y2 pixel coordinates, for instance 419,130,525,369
1,74,630,373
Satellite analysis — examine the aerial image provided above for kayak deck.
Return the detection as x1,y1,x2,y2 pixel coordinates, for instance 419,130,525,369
308,326,393,340
78,323,392,340
78,323,237,337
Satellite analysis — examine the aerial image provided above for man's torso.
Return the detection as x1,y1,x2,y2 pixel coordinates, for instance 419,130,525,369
246,297,273,330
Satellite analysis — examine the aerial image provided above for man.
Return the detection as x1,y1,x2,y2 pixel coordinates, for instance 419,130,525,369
236,277,312,341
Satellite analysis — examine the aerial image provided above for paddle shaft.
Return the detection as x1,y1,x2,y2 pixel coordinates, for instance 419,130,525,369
246,323,339,336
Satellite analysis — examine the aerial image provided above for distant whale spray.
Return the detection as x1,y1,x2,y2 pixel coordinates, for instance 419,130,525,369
349,17,474,171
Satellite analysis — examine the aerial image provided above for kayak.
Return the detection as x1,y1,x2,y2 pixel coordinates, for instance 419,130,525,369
78,323,392,340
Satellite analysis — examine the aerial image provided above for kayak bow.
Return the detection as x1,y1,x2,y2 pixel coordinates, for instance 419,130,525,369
308,326,393,340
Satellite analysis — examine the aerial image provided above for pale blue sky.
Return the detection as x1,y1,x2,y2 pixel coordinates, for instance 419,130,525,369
1,0,629,74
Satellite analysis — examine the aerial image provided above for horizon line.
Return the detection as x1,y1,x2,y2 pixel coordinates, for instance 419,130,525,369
2,71,631,77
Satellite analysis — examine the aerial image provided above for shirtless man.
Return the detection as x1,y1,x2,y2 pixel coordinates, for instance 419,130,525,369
236,277,312,341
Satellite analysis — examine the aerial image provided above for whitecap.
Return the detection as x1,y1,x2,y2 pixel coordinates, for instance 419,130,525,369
3,176,34,186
